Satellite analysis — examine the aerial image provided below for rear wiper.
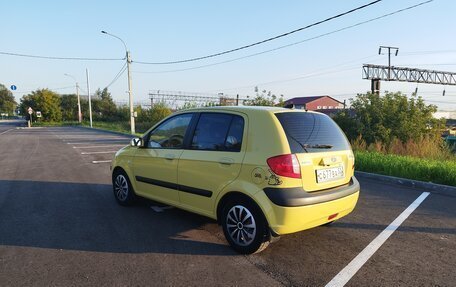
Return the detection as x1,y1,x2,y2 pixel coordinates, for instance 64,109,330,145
305,144,333,149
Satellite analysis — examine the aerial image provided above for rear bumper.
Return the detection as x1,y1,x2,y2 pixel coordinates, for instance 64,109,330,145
259,177,360,235
263,176,360,207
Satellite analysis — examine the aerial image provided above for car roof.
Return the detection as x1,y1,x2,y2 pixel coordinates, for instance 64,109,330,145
177,105,322,115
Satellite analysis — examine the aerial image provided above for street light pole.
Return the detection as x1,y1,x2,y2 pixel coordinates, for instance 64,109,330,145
64,73,82,123
101,30,135,134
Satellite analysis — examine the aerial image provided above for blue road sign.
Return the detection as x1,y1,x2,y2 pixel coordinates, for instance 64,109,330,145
10,85,17,91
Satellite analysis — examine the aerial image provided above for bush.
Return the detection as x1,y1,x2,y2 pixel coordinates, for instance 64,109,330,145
333,91,444,145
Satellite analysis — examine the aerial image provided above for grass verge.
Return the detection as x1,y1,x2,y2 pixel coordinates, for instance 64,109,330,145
355,151,456,186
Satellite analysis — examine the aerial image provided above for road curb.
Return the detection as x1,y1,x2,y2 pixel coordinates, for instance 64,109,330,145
355,171,456,197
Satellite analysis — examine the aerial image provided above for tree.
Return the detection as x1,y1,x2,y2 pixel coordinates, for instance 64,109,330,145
92,88,117,121
134,102,172,133
20,89,62,121
60,94,79,121
243,86,284,106
0,84,17,115
333,91,444,145
137,102,172,125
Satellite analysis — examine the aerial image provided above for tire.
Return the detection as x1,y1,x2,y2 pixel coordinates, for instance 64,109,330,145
112,169,136,206
221,198,270,254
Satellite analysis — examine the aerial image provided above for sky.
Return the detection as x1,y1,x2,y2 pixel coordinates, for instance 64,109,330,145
1,0,456,110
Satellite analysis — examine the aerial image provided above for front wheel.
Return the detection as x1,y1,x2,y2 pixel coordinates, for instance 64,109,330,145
221,198,270,254
112,170,136,206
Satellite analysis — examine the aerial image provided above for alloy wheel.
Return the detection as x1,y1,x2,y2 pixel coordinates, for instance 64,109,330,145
225,205,257,247
114,174,129,202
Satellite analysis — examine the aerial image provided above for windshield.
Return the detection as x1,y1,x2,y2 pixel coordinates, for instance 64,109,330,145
275,112,350,153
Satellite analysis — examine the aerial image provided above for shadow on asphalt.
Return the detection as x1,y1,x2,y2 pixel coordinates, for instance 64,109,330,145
0,180,234,256
330,222,456,235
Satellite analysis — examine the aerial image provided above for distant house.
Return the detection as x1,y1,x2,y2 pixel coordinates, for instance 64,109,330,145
283,95,345,111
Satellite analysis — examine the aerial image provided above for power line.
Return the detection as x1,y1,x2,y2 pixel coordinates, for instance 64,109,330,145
12,85,75,94
134,0,383,65
425,99,455,104
133,0,434,74
203,56,380,93
401,50,456,56
0,51,125,61
104,62,127,89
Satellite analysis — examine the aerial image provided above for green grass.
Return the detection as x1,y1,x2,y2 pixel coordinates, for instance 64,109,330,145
355,151,456,186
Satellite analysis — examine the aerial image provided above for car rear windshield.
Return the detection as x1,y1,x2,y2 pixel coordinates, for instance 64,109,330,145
275,112,350,153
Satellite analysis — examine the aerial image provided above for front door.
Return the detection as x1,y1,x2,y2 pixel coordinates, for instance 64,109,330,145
132,113,194,205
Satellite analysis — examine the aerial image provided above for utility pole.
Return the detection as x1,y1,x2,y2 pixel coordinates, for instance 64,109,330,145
101,30,135,134
371,79,381,95
127,50,135,134
86,68,93,128
64,73,82,123
379,45,399,81
76,83,82,122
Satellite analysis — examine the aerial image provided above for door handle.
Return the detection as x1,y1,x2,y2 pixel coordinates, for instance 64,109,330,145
219,158,234,165
165,154,176,160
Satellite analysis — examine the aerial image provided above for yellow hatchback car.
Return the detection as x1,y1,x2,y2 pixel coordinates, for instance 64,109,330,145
111,106,359,254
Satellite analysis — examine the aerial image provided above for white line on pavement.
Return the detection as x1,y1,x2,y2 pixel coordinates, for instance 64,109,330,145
62,137,128,141
81,151,117,155
325,192,430,287
68,141,128,145
73,145,126,149
92,160,112,164
0,129,13,135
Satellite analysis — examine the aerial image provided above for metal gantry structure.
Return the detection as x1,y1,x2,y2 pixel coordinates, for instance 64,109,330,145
363,64,456,85
364,46,456,94
148,90,246,109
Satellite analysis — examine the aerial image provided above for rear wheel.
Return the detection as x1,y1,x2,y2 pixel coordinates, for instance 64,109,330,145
112,170,136,206
221,198,270,254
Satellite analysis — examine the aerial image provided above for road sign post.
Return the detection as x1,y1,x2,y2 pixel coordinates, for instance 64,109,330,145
28,107,33,127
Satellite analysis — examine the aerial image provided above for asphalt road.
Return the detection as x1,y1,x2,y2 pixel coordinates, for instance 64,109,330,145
0,119,25,134
0,121,455,286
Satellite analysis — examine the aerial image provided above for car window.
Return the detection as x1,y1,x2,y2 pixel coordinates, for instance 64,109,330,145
191,113,244,152
225,116,244,152
147,113,193,149
275,112,350,153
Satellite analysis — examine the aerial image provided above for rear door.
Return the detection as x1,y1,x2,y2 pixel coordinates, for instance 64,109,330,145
177,112,246,216
275,112,355,192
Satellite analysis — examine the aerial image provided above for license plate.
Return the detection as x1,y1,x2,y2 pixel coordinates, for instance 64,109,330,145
316,166,344,183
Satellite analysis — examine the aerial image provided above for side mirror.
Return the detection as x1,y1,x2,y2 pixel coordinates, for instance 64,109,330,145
130,137,143,147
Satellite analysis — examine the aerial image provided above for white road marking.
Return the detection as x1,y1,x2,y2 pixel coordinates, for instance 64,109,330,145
92,160,112,164
68,141,128,145
73,145,126,149
325,192,430,287
151,206,174,212
81,151,117,155
0,129,13,135
62,136,127,141
62,137,127,141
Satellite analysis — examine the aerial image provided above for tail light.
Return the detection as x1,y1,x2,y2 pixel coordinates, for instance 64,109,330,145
267,154,301,179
